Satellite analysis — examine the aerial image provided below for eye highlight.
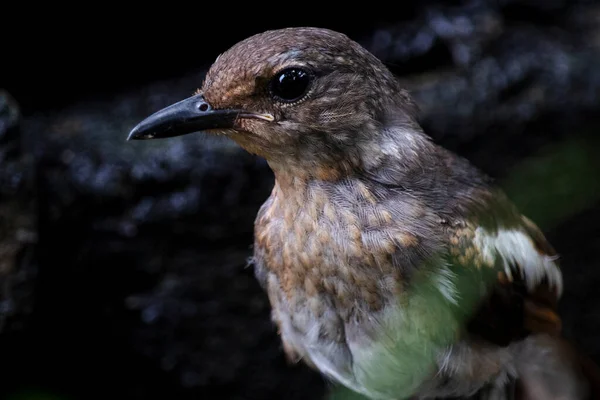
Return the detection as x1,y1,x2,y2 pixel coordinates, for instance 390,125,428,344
269,68,312,103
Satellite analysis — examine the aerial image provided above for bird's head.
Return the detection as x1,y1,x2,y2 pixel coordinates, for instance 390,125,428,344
128,27,420,179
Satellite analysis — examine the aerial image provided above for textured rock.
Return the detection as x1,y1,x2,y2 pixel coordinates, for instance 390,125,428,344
0,90,37,335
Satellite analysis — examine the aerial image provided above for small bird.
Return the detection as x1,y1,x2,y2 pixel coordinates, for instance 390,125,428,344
128,28,599,399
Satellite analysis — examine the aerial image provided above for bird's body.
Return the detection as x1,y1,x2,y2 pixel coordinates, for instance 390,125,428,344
252,126,565,399
128,27,599,399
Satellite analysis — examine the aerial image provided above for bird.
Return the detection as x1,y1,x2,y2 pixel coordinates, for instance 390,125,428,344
127,27,600,399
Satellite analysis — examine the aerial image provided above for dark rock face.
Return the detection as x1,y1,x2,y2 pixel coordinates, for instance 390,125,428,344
1,1,600,399
0,91,37,336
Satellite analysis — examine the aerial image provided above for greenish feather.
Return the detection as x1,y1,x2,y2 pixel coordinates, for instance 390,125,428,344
349,259,497,399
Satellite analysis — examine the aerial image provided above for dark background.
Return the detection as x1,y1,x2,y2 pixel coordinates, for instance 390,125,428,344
1,1,600,399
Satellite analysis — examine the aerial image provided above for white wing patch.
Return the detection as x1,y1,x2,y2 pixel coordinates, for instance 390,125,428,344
472,227,563,296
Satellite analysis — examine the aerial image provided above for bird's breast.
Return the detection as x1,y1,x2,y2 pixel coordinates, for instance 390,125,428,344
253,176,437,322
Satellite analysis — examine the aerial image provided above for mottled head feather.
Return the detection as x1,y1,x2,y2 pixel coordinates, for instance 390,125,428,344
199,27,420,170
204,27,400,107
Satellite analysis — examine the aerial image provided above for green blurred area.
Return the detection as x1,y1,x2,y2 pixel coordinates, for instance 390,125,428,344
502,135,600,231
328,386,371,400
5,389,69,400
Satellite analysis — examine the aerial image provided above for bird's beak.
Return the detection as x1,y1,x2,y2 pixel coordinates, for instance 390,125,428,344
127,94,242,140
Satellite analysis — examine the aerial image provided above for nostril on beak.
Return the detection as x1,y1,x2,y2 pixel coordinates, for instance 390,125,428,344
127,93,241,140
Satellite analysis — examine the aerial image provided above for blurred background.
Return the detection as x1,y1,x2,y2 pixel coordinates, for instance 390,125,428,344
1,1,600,399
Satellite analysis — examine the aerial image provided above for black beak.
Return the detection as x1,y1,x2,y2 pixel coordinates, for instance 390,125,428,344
127,94,241,140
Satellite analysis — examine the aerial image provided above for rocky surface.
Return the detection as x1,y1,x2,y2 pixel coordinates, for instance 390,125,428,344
1,1,600,399
0,91,37,337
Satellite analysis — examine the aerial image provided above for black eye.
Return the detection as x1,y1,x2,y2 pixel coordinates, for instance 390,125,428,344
269,68,311,103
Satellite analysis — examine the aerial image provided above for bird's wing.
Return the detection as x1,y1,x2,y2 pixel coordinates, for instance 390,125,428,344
448,210,600,400
451,213,563,343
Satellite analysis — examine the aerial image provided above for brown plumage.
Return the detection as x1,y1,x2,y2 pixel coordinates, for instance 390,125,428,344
128,27,600,399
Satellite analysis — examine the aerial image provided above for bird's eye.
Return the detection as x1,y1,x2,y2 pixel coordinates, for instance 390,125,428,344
269,68,312,103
